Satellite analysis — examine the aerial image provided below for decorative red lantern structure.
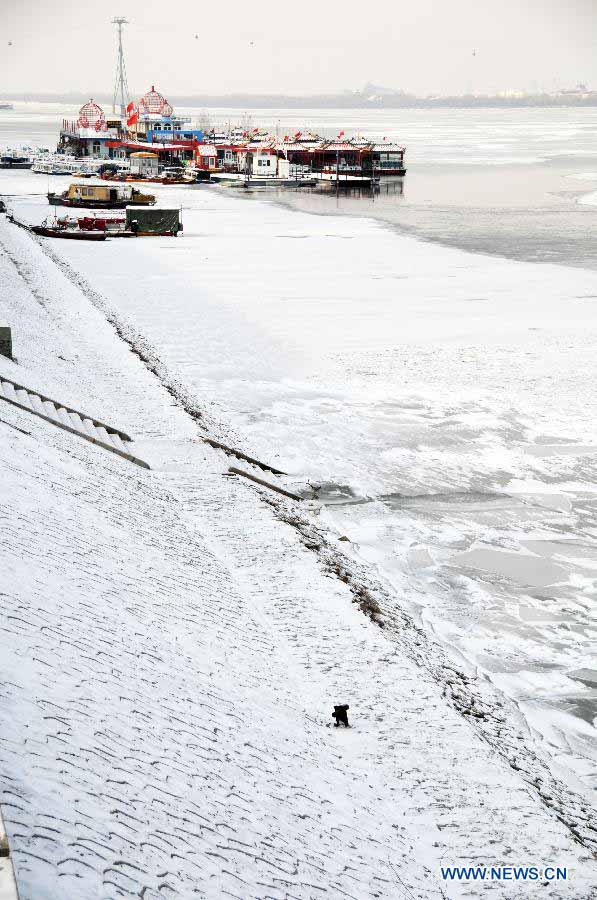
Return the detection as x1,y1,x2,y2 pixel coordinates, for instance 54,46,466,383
137,86,173,118
76,99,107,131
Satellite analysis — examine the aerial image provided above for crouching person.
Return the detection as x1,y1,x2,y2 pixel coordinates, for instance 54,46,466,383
332,704,350,727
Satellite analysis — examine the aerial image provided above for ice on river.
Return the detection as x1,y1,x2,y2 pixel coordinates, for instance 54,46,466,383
3,168,597,798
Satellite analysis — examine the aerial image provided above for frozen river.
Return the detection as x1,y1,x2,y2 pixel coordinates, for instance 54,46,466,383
4,102,597,266
1,104,597,800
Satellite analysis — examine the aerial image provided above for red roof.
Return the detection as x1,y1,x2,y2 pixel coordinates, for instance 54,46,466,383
323,142,360,151
371,143,405,152
107,140,196,152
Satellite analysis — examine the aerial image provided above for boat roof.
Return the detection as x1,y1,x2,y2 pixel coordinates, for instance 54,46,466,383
321,142,360,151
106,140,198,152
371,143,406,152
196,144,218,156
246,143,277,152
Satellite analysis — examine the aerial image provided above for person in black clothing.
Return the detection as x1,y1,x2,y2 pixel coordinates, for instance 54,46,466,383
130,219,139,236
332,704,350,727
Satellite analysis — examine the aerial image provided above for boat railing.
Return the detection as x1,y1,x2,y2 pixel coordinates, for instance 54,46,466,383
322,164,362,173
371,158,405,170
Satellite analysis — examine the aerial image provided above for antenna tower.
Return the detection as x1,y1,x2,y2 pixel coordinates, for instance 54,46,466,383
112,17,131,117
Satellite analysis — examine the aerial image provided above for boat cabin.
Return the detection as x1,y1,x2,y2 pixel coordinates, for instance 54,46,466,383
367,144,406,175
194,144,219,172
55,183,156,207
249,146,278,175
65,183,129,203
129,151,159,177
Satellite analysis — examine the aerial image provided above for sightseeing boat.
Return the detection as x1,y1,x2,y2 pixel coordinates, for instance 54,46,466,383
33,155,81,176
33,155,108,177
47,182,156,209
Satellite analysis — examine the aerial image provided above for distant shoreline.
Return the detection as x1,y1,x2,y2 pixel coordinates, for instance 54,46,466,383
2,92,597,110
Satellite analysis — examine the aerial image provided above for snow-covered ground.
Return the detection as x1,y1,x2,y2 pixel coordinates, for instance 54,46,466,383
578,190,597,206
1,169,597,897
5,170,597,797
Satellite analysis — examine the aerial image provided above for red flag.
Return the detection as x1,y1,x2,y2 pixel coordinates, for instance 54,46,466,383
127,111,139,127
338,130,345,137
126,101,135,115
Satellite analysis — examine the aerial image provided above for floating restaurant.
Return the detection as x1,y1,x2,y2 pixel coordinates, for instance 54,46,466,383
58,100,124,159
201,135,406,184
55,86,406,186
58,88,200,166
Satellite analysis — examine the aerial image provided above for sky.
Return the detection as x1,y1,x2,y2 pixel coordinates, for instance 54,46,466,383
1,0,596,97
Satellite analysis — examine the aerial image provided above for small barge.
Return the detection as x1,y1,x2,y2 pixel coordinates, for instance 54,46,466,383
48,182,156,209
31,223,106,241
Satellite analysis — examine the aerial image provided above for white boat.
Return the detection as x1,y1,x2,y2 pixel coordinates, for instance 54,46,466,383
73,159,108,177
32,154,77,175
209,171,317,188
31,155,107,176
0,147,34,169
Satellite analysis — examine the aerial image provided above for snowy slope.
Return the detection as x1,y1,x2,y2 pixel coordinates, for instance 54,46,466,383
0,182,596,898
5,169,596,800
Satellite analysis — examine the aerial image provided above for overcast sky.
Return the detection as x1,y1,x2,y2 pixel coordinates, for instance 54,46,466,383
1,0,596,97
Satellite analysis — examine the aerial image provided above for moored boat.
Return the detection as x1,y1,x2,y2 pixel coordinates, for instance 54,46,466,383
78,215,126,232
33,154,78,175
161,166,188,184
0,148,34,169
47,182,156,209
31,218,107,241
124,208,182,235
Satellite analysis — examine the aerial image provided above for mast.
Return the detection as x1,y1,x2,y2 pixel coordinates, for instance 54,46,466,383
112,17,131,118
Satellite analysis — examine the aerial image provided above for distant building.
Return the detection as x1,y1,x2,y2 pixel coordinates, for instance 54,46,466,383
556,83,597,98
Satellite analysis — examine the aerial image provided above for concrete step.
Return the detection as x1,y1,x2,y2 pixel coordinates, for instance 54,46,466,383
0,374,150,469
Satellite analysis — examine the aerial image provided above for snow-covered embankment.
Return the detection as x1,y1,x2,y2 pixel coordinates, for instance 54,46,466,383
0,197,596,899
